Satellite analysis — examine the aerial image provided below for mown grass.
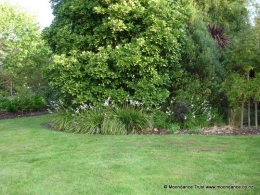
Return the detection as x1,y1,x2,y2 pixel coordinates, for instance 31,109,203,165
0,114,259,195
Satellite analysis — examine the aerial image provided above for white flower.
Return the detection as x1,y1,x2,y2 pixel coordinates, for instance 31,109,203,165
104,97,111,106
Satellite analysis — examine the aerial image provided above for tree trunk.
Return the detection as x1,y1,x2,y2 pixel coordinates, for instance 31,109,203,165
248,99,251,129
247,72,250,129
10,81,13,96
241,102,244,128
255,101,258,129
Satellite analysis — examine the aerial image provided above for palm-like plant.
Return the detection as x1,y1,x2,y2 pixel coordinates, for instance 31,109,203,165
207,24,231,48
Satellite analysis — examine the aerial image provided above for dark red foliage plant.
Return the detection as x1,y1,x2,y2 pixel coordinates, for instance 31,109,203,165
207,24,231,48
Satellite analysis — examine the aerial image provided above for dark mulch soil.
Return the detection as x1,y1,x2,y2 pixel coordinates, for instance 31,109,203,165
0,109,53,120
200,126,260,136
141,126,260,136
1,110,259,136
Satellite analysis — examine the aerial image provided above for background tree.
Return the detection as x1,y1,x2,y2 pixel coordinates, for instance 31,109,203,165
249,73,260,128
164,0,252,127
0,2,50,97
222,1,260,128
176,0,249,119
222,73,248,127
248,16,260,129
177,13,226,116
193,0,249,34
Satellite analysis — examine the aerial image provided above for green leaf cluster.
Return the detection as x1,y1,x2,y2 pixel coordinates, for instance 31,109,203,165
0,2,51,96
43,0,191,107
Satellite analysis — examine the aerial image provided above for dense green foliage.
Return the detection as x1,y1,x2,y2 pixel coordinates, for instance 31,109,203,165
193,0,249,33
0,88,46,113
177,15,225,114
0,2,50,103
222,9,260,127
43,0,192,107
42,0,258,128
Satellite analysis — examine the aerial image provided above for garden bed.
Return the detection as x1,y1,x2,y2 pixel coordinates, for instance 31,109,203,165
1,110,259,136
0,109,52,120
140,126,260,136
178,126,260,136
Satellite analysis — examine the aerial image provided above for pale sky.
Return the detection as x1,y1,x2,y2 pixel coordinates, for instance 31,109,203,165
0,0,54,29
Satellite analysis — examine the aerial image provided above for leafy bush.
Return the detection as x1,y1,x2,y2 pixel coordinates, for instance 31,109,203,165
43,0,191,107
5,93,46,113
31,94,46,110
6,97,20,112
182,116,196,130
172,101,191,123
167,123,181,134
152,109,170,129
0,96,9,110
180,106,225,130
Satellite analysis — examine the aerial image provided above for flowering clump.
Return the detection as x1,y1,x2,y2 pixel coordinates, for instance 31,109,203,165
166,107,174,116
104,97,111,106
80,104,95,110
51,97,152,134
126,99,144,107
192,99,213,122
49,100,64,112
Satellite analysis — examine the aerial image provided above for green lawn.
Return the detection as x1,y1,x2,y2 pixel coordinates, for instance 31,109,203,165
0,114,259,195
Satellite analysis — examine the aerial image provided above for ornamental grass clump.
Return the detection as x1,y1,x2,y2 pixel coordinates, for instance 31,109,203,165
112,104,153,134
152,109,170,130
73,109,105,134
101,117,127,135
52,108,105,134
51,109,74,131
